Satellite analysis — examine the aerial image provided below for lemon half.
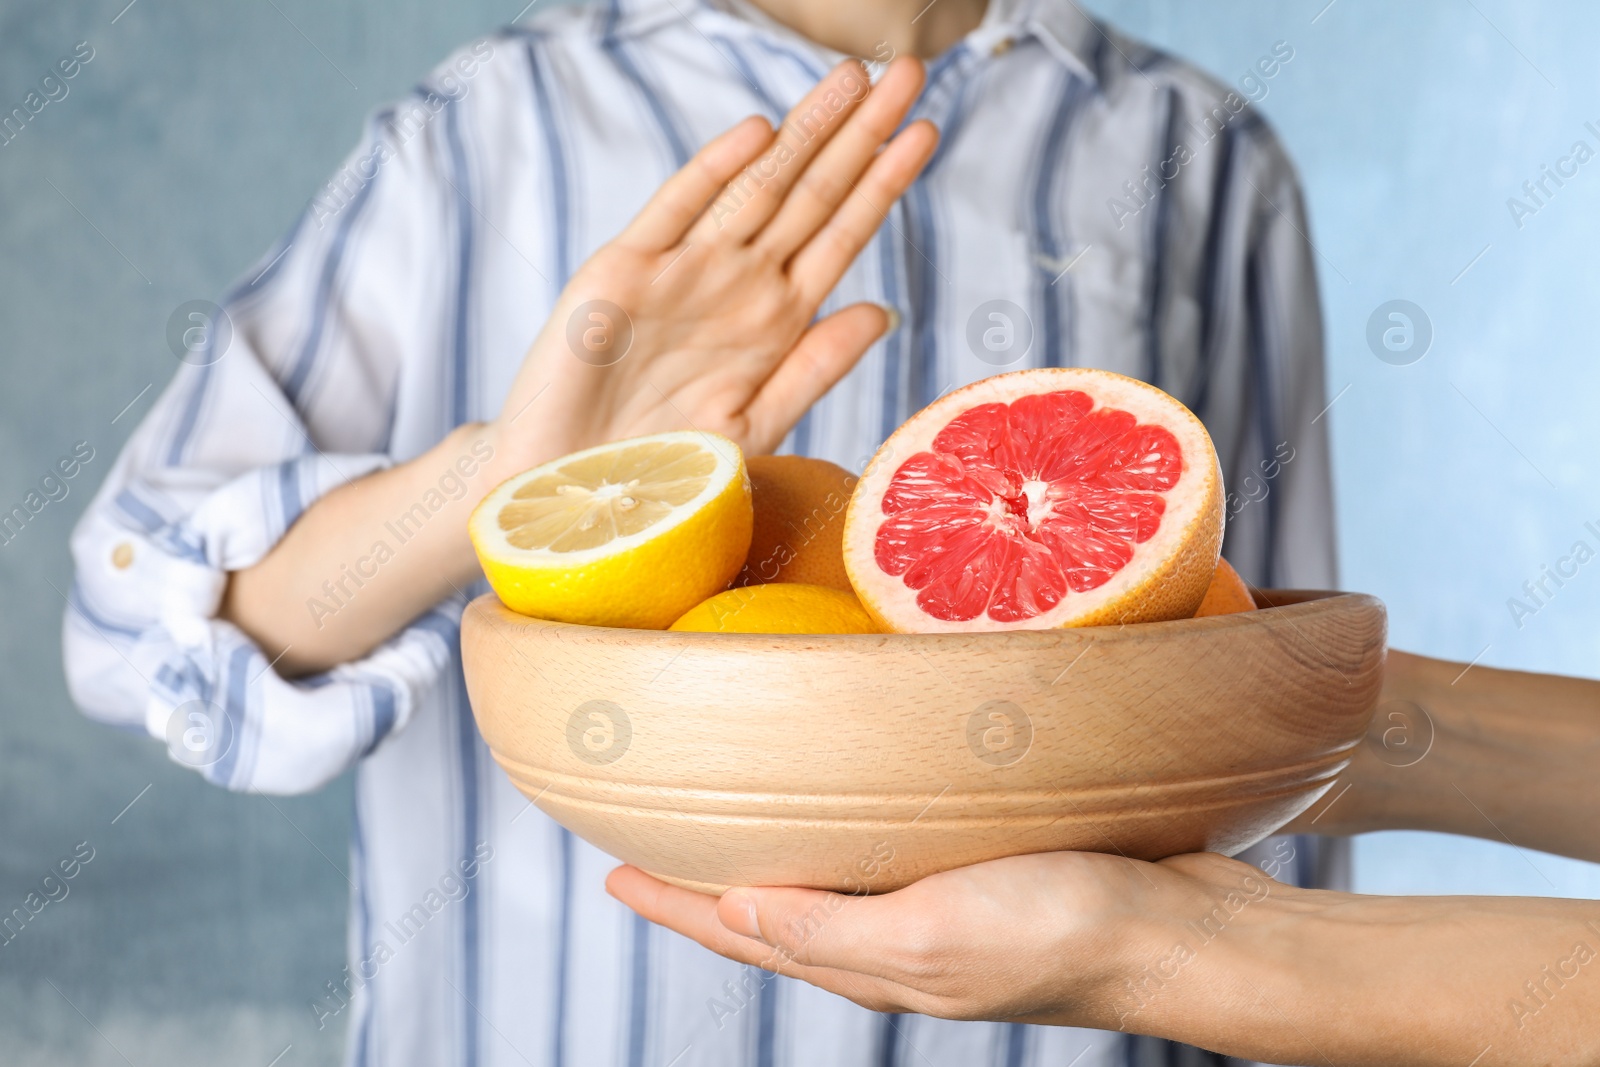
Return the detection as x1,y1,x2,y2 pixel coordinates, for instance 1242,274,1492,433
469,431,752,628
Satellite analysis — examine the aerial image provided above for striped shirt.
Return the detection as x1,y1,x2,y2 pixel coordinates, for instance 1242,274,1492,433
63,1,1337,1065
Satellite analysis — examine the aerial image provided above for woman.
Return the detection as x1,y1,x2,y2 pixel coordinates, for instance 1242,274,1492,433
611,649,1600,1065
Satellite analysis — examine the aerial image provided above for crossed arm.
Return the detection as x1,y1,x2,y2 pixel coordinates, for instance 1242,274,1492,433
609,651,1600,1067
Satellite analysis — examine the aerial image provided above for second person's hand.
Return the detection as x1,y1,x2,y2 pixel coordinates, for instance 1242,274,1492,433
607,850,1210,1029
609,849,1600,1066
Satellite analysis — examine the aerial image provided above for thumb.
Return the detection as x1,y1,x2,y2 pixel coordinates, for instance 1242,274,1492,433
743,303,900,453
717,886,885,973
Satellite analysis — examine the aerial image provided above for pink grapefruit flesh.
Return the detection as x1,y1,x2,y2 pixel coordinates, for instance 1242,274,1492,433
843,368,1224,633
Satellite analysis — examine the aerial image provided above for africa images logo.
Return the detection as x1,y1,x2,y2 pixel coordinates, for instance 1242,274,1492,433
966,700,1032,767
567,700,631,765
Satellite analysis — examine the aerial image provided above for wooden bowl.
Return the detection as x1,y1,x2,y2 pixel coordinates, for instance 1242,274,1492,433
462,589,1385,894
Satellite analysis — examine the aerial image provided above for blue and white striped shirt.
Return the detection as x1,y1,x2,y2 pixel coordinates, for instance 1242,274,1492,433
64,1,1336,1064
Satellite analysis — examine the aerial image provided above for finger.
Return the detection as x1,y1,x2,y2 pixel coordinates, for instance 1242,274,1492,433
744,303,897,453
790,120,939,307
605,867,853,979
606,865,746,956
717,882,932,978
606,866,927,1012
756,57,927,259
617,115,773,250
690,59,873,245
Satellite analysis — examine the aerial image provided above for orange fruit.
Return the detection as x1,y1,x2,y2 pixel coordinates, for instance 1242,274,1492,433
1194,557,1255,617
738,454,856,592
668,583,880,634
842,367,1223,633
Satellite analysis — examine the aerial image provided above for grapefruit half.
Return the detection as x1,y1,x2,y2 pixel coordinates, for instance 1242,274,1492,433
842,368,1223,633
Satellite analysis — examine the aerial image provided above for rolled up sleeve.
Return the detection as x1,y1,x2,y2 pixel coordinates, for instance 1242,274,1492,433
64,70,480,794
66,453,461,794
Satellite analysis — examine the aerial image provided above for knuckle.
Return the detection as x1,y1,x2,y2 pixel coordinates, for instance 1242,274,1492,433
693,150,732,184
839,984,955,1023
746,240,784,273
854,993,906,1015
794,169,847,208
912,991,987,1022
882,914,950,982
821,226,858,260
802,225,857,272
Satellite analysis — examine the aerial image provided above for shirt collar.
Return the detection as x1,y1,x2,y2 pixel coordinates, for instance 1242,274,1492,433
978,0,1102,83
612,0,1103,85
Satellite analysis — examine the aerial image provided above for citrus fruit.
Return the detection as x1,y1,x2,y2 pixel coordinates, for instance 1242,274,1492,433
842,367,1223,633
469,431,752,629
738,454,856,591
669,583,879,634
1194,557,1256,617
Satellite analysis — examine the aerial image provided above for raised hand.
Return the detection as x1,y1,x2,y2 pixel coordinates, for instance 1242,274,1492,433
218,59,936,677
485,57,938,478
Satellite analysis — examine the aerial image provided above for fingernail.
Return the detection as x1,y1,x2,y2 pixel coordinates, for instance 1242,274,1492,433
721,891,764,941
881,305,902,335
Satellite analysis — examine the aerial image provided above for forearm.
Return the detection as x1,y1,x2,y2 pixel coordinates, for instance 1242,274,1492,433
1150,883,1600,1066
1323,651,1600,862
220,61,933,677
220,422,517,676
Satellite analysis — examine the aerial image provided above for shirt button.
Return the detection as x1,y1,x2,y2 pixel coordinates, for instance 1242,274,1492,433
111,542,134,569
991,37,1015,57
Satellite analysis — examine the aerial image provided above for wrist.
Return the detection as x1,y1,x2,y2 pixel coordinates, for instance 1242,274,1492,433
476,415,585,489
455,420,512,488
1105,855,1314,1047
1308,649,1457,836
1083,893,1186,1033
430,421,505,493
409,422,517,585
1132,857,1331,1062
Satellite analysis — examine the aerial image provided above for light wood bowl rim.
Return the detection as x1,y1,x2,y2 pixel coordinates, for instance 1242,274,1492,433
463,587,1377,646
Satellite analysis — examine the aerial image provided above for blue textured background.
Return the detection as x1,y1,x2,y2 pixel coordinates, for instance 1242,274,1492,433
1,1,1596,1062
